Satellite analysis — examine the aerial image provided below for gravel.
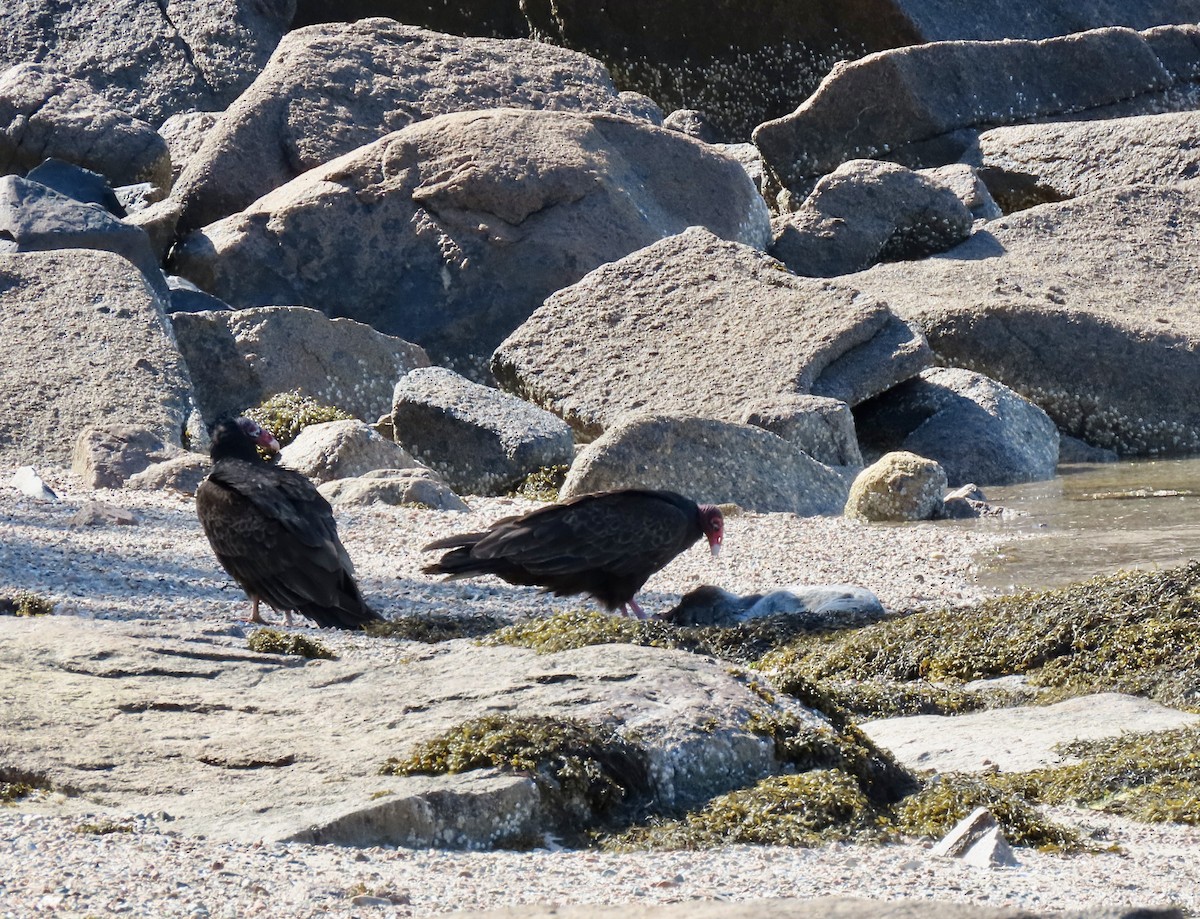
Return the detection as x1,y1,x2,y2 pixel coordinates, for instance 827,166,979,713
2,467,1195,918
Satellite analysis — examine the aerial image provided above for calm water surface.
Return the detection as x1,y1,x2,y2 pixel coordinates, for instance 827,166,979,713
964,457,1200,593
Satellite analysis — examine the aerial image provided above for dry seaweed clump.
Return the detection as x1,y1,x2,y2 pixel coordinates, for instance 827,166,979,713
368,612,508,643
381,714,650,840
245,389,354,447
1,781,34,804
764,563,1200,710
998,725,1200,825
247,628,335,660
510,465,569,503
0,591,54,616
608,770,883,850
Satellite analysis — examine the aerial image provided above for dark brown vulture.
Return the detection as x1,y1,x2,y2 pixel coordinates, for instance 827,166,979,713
422,489,724,618
196,417,383,630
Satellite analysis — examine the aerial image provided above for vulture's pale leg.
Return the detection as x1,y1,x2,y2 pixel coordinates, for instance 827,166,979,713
627,598,648,620
247,596,268,624
283,609,296,627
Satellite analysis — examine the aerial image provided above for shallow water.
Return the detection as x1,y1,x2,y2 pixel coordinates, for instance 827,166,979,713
964,457,1200,593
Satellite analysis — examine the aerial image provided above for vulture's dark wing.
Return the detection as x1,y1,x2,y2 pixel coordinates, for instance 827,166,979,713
469,490,701,578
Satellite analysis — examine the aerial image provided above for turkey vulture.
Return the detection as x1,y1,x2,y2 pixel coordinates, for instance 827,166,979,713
422,489,724,618
196,417,382,630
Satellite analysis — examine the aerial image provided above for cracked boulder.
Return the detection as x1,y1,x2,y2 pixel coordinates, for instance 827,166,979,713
171,109,770,378
172,19,659,231
492,227,930,440
845,181,1200,455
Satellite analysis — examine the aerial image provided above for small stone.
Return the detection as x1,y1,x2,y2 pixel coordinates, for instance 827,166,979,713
69,501,139,527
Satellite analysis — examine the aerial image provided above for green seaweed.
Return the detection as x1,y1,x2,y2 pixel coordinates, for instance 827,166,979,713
245,389,354,448
247,628,335,660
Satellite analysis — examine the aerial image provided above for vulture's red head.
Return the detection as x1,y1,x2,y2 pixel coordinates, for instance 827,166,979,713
698,505,724,557
210,416,280,463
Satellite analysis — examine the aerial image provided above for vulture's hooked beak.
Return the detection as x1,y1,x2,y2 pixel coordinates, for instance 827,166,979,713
708,536,722,559
257,428,281,455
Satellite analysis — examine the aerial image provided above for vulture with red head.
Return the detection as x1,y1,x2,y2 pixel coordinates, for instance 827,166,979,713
422,489,724,618
196,417,382,630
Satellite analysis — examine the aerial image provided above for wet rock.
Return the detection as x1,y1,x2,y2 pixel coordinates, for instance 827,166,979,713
769,160,974,277
854,368,1059,487
172,109,769,377
170,306,430,427
1058,434,1119,465
280,420,423,486
0,64,171,190
392,368,574,497
939,484,1003,520
0,250,196,467
845,452,948,523
172,20,657,231
492,227,929,440
561,413,850,517
846,181,1200,456
319,468,469,511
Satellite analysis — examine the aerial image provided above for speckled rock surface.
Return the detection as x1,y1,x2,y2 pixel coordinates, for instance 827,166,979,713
318,468,469,511
0,250,196,466
171,306,430,427
845,451,948,523
492,227,930,440
393,367,575,496
845,181,1200,456
280,419,423,485
171,110,770,378
0,616,823,847
561,413,850,516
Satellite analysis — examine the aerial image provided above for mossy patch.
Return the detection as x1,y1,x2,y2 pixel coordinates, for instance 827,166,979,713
763,563,1200,711
245,389,353,448
509,465,569,503
0,591,54,617
381,714,649,842
74,820,135,835
0,782,34,804
247,628,335,660
367,613,508,643
997,725,1200,825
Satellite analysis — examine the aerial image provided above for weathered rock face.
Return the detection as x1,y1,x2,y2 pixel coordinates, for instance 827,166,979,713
0,176,166,296
492,227,929,440
0,0,295,126
172,20,656,231
318,468,469,511
844,451,948,522
392,367,575,496
561,413,851,516
158,111,220,187
171,110,770,378
170,306,430,427
741,395,864,468
977,110,1200,209
0,64,171,190
0,250,196,466
279,419,423,485
769,160,974,277
72,425,186,489
0,616,837,848
854,368,1060,487
752,26,1188,193
846,182,1200,456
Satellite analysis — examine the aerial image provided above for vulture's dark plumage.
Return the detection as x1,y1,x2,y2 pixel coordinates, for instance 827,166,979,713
196,417,382,630
422,489,724,618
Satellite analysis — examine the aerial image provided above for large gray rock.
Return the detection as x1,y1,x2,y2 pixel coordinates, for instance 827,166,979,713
171,110,770,377
0,616,839,847
0,0,294,126
318,467,469,511
172,20,659,231
561,413,850,517
846,182,1200,456
741,395,864,468
72,425,186,489
392,367,575,496
752,27,1182,193
158,111,220,187
854,368,1059,487
0,176,166,297
0,64,171,190
770,160,974,277
0,250,196,466
279,419,423,485
169,306,430,426
978,110,1200,209
492,227,930,440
